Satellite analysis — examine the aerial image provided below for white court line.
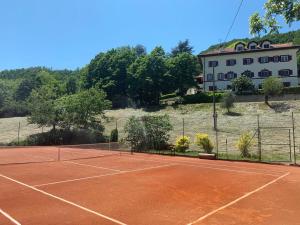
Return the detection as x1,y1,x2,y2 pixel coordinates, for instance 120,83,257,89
34,163,176,187
123,154,287,175
0,174,127,225
187,172,290,225
0,208,21,225
64,161,122,172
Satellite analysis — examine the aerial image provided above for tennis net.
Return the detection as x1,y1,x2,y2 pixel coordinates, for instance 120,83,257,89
0,142,131,166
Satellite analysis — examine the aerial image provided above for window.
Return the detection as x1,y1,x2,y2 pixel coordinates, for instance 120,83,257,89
273,56,280,63
217,73,225,80
208,86,216,91
279,69,293,76
208,61,218,67
250,45,256,50
226,71,237,80
263,44,270,48
280,55,291,62
226,59,236,66
242,70,254,78
258,84,263,89
259,57,269,64
243,58,253,65
237,46,243,51
207,74,214,81
258,69,272,77
283,82,291,87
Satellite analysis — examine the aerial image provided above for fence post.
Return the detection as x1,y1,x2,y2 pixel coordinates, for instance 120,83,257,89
17,122,21,145
289,129,292,162
182,118,185,138
257,115,262,162
292,112,296,164
225,138,228,159
215,128,219,159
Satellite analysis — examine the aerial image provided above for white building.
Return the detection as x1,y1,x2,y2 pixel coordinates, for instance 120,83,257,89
199,40,300,91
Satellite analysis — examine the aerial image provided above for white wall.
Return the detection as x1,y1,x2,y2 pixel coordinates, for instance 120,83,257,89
202,48,299,91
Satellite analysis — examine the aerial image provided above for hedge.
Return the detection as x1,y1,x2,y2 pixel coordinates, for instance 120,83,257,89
182,92,225,104
282,87,300,94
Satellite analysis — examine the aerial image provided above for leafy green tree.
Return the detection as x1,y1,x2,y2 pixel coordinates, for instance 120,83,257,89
250,0,300,35
124,115,173,151
55,88,111,129
249,12,266,36
15,78,40,101
166,53,199,96
262,77,284,104
171,40,193,56
65,77,78,94
134,44,147,57
221,91,236,113
84,47,137,106
232,75,254,94
27,85,61,130
128,47,168,106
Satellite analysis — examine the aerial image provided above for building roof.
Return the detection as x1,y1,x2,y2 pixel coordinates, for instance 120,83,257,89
199,42,300,57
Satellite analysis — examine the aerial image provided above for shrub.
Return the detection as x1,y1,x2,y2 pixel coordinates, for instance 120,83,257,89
182,92,224,104
195,133,214,153
124,115,173,151
11,128,107,146
237,132,253,158
110,129,118,142
174,136,190,152
262,77,283,104
232,75,254,94
221,91,235,113
282,86,300,94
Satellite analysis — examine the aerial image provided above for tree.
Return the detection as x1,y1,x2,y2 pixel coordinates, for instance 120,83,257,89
262,77,283,105
221,91,235,113
128,47,168,106
171,40,193,56
55,88,111,129
166,53,200,96
15,78,40,101
232,75,254,94
249,12,266,37
84,47,137,107
249,0,300,35
65,77,78,94
27,85,61,130
134,44,147,57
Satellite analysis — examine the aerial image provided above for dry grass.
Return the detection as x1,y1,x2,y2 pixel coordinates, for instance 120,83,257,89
1,101,300,162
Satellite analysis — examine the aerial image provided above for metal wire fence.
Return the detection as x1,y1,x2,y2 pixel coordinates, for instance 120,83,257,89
2,112,300,165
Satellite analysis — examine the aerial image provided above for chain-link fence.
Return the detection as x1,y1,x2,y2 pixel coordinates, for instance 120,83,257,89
104,112,300,165
2,112,299,165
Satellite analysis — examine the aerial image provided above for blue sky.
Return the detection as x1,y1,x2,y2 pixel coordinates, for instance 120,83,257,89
0,0,299,70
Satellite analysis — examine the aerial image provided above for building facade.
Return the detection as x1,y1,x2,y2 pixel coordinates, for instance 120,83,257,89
199,40,300,91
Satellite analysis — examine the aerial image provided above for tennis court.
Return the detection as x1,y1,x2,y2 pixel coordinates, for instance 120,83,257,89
0,144,300,225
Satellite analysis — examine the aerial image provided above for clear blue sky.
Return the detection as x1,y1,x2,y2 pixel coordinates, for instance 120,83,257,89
0,0,299,70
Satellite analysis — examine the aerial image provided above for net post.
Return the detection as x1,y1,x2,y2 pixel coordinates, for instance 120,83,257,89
257,115,262,162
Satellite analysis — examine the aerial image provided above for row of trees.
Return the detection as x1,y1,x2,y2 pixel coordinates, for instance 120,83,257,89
82,41,201,107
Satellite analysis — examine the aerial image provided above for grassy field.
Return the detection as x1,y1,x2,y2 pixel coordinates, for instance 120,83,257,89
1,101,300,163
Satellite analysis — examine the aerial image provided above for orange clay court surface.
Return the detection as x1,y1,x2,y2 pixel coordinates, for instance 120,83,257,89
0,146,300,225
